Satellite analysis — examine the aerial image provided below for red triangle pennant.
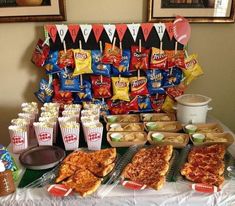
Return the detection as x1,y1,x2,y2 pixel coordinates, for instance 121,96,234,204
141,23,153,42
45,25,57,43
165,22,174,41
92,24,104,43
68,24,80,43
116,24,127,42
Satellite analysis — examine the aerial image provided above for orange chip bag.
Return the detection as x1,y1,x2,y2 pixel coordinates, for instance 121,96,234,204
73,49,92,76
183,54,203,85
129,76,148,97
111,77,130,102
150,47,167,69
91,76,112,99
101,43,122,68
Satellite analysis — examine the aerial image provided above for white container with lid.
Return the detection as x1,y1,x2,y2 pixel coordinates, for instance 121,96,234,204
174,94,212,124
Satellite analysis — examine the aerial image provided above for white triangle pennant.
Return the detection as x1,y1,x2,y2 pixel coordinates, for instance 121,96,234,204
127,24,140,42
56,24,68,43
154,23,166,41
103,24,116,42
80,24,92,42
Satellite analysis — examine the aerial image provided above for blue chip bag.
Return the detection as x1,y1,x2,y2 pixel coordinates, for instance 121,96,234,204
146,69,164,95
34,78,53,103
73,80,92,103
112,50,131,76
91,50,111,76
0,145,17,172
138,96,153,112
92,99,110,116
59,68,80,92
162,67,183,88
44,51,61,75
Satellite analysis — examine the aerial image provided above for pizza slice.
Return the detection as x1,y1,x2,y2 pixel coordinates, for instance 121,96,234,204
86,162,115,177
90,148,117,166
55,163,78,183
64,168,102,197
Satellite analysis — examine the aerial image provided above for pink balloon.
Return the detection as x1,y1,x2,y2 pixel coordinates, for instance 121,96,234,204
173,16,191,45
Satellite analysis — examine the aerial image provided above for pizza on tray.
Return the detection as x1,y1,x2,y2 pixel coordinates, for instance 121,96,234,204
55,148,116,197
121,145,173,190
180,144,225,187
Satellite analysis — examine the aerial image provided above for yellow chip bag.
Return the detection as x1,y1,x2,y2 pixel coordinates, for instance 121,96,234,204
183,54,203,85
111,77,130,102
73,49,92,76
162,96,175,113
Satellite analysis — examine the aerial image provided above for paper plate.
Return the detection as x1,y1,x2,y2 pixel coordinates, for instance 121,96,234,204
19,146,65,170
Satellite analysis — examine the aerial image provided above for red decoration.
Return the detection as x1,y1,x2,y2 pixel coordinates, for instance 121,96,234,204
141,23,153,41
116,24,127,42
45,25,57,43
68,24,80,43
165,22,174,41
92,24,104,43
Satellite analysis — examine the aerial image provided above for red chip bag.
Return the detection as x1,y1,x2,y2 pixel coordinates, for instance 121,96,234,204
58,49,75,69
166,83,187,99
107,100,128,115
101,43,122,68
129,76,149,97
31,39,50,67
150,94,166,112
130,46,150,71
128,96,139,112
91,76,111,99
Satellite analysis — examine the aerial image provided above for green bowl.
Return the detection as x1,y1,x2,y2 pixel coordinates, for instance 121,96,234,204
110,133,123,142
185,124,197,134
146,122,158,131
192,133,205,143
107,116,118,123
152,132,164,142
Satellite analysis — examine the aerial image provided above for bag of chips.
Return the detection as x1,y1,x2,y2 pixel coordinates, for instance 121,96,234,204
44,51,61,75
73,49,92,76
128,96,139,112
91,76,111,99
129,76,149,97
130,46,150,71
162,67,183,88
111,77,130,102
31,39,50,67
166,82,187,99
150,47,167,69
165,50,185,69
73,80,92,103
138,96,152,112
58,49,75,69
107,100,128,115
162,95,175,113
183,54,204,85
92,99,110,116
59,69,80,92
101,43,122,68
34,78,53,103
112,50,131,76
150,94,166,113
91,50,111,76
146,70,164,95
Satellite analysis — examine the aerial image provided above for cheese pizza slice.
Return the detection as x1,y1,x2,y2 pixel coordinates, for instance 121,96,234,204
55,163,78,183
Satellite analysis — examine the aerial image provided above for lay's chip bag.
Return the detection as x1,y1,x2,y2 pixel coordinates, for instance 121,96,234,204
111,77,130,102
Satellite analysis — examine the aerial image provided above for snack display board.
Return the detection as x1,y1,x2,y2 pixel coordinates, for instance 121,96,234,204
32,16,203,115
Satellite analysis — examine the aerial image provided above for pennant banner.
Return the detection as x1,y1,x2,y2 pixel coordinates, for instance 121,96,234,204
80,24,92,43
56,24,68,43
116,24,127,42
68,24,80,43
127,24,140,42
165,22,174,41
45,25,57,43
141,23,153,42
103,24,116,42
92,24,104,43
154,23,166,41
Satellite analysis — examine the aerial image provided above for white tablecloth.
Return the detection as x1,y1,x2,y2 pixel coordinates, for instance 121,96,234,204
1,117,235,206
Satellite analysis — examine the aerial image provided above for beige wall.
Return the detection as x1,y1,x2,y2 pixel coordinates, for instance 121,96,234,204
0,0,235,146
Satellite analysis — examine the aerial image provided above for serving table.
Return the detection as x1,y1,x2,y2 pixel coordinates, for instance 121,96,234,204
1,116,235,206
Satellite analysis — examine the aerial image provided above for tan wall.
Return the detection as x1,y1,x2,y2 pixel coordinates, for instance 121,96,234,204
0,0,235,146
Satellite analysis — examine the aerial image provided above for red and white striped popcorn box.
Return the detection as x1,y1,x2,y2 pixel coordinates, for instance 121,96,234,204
18,112,36,139
11,118,30,137
33,122,54,146
60,122,80,151
8,125,28,154
84,123,103,150
22,106,39,121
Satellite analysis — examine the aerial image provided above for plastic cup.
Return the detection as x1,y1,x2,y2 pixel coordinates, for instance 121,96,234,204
110,133,123,142
152,132,164,142
107,116,117,123
110,124,122,130
146,122,158,131
185,124,197,134
192,133,205,143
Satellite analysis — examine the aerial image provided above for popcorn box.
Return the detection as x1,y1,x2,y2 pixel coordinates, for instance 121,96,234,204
84,123,103,150
8,125,28,154
39,117,58,143
33,122,54,146
60,124,80,151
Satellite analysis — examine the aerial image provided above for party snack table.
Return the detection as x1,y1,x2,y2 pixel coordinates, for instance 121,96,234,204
1,117,235,206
